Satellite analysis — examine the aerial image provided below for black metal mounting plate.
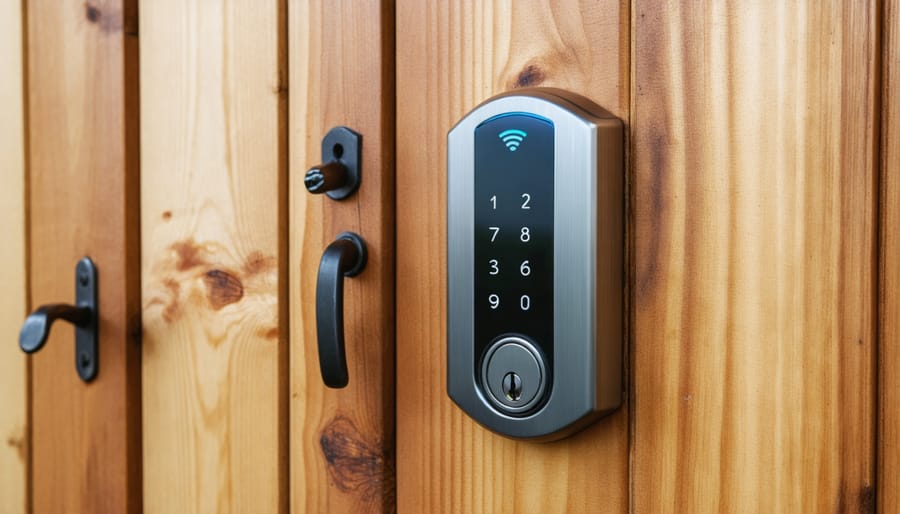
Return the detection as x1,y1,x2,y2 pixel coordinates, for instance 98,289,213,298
75,257,98,382
321,126,362,200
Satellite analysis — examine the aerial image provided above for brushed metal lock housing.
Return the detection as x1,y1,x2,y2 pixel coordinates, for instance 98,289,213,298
447,88,623,441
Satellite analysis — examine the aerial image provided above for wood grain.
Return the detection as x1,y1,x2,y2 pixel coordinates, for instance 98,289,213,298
26,0,141,512
395,2,629,512
880,0,900,511
0,0,28,511
632,2,879,512
288,1,395,512
140,1,286,512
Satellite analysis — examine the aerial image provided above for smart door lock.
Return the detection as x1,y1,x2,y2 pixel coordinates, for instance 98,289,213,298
447,88,623,441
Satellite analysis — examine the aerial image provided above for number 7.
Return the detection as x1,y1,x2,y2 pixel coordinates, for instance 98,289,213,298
489,227,499,242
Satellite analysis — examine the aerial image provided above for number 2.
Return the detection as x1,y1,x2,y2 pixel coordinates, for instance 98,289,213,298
521,193,531,209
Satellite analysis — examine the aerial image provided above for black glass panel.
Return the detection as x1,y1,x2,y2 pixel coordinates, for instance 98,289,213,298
473,113,554,379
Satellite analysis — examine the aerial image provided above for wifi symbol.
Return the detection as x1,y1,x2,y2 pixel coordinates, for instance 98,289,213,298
498,129,527,152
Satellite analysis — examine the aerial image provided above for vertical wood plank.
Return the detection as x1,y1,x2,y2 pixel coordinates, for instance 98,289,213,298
26,0,141,512
632,2,879,512
880,0,899,511
395,2,630,512
140,1,287,512
0,0,28,511
288,1,395,512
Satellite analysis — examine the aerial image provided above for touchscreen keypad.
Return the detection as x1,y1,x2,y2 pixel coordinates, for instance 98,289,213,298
473,113,554,379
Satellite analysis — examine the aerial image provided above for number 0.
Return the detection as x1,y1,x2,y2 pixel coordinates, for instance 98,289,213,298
520,295,531,310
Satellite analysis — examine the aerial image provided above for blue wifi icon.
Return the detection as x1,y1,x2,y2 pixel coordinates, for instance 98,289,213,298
498,129,527,152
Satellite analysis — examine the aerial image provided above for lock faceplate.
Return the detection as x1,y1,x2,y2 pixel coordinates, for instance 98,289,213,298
447,88,624,441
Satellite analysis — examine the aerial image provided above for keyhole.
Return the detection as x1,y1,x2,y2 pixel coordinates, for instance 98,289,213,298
502,371,522,402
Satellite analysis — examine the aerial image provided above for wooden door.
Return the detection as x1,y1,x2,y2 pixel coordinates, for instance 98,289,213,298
139,0,394,512
21,0,142,512
396,3,631,511
396,1,882,513
5,2,898,513
288,2,395,513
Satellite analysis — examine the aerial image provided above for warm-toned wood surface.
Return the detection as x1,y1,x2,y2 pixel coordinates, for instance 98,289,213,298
395,2,629,512
632,2,879,512
26,0,141,512
289,2,395,512
0,0,28,511
880,1,900,512
140,1,286,512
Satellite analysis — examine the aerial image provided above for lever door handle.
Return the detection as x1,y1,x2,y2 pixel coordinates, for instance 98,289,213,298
316,232,367,388
19,257,99,382
20,304,91,352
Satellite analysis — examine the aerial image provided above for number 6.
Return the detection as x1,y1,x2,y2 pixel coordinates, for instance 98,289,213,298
520,260,531,276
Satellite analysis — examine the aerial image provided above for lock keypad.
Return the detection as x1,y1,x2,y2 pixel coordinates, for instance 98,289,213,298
474,112,554,412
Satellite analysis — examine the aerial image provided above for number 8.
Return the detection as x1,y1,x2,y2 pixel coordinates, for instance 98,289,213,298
520,227,530,242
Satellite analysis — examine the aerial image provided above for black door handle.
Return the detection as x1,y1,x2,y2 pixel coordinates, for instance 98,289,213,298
19,257,99,382
316,232,367,388
20,304,91,352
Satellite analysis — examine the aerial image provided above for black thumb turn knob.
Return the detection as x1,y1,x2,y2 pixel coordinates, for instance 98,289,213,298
303,126,361,201
305,161,349,195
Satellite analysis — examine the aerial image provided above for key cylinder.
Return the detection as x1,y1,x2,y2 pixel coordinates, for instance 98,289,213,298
481,336,547,414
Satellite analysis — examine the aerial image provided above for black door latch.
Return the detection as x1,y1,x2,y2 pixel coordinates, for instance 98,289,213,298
19,257,99,382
